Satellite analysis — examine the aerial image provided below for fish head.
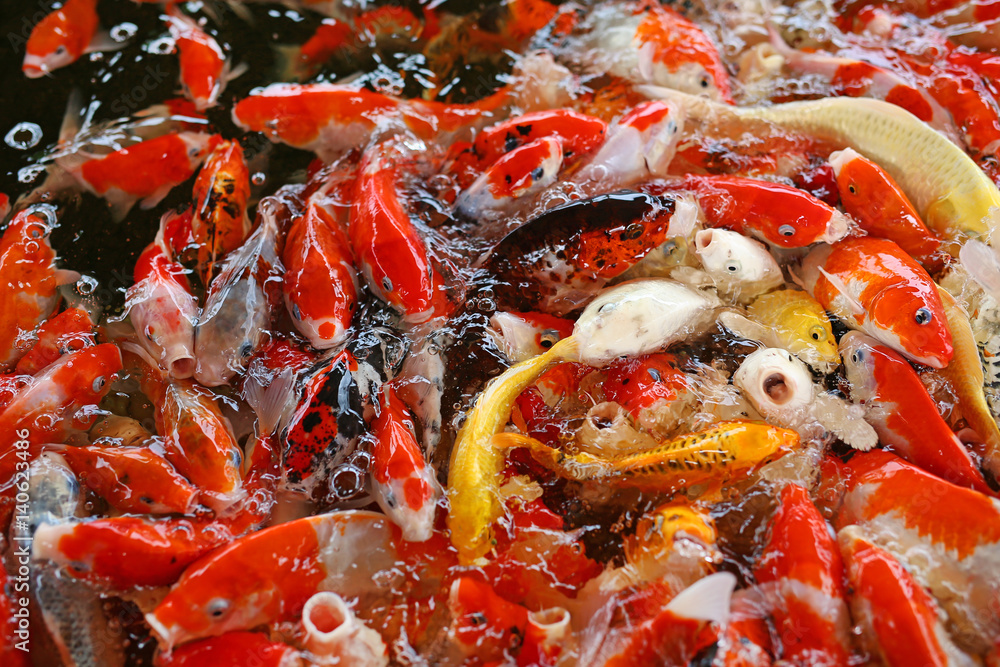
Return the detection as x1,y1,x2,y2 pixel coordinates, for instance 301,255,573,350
625,502,717,565
733,348,815,422
867,282,953,369
448,577,529,657
5,205,57,258
838,331,880,401
62,344,124,407
23,9,86,78
694,228,780,286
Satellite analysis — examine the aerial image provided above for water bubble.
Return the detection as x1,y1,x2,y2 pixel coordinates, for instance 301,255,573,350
331,464,365,498
5,122,42,150
251,172,266,186
111,22,137,42
76,275,99,296
147,36,174,55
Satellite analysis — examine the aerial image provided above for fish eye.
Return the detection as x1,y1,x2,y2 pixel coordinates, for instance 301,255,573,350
382,276,393,292
809,324,825,341
725,260,741,273
700,75,710,88
848,183,857,195
240,342,254,358
915,307,932,325
538,329,560,349
291,303,301,320
851,352,858,364
779,225,795,237
205,598,231,619
92,376,105,392
55,45,66,56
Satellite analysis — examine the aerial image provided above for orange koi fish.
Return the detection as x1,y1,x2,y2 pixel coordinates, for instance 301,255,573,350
470,108,608,173
146,511,403,649
13,306,94,376
370,384,442,542
839,526,976,667
602,353,689,421
755,484,853,666
54,443,200,515
154,632,299,667
231,83,505,162
800,237,953,368
0,344,122,496
448,576,530,661
165,6,239,111
829,148,943,267
456,136,564,217
282,198,358,349
32,516,238,589
22,0,103,78
0,206,76,371
350,141,449,323
680,174,851,248
838,450,1000,654
76,132,218,219
127,212,199,379
840,331,992,495
191,139,252,285
194,198,283,387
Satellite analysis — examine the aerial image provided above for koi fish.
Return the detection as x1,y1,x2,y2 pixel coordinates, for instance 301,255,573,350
837,450,1000,655
598,572,737,666
231,83,505,162
127,212,199,379
194,197,283,387
469,108,607,174
191,139,252,285
54,443,200,515
447,576,530,662
799,237,953,369
486,311,575,363
370,384,442,542
165,6,241,111
32,516,239,589
493,421,798,491
13,306,94,376
75,132,219,220
0,344,122,496
568,1,732,102
456,136,564,217
839,331,992,494
693,228,784,303
742,289,840,373
282,198,358,349
828,148,944,266
0,206,76,371
602,353,690,423
573,100,685,189
755,484,853,666
838,525,977,667
146,511,402,649
350,141,449,323
681,174,851,248
22,0,104,78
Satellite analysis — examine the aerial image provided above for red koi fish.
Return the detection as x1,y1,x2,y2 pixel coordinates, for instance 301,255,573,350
165,6,239,111
840,331,992,494
708,590,774,667
350,141,449,323
603,353,689,421
448,576,530,661
681,174,851,248
13,306,94,376
370,384,442,542
137,360,245,514
599,572,737,666
755,484,853,666
22,0,102,78
0,344,122,496
32,516,238,589
191,139,252,285
470,108,608,174
0,206,76,371
456,136,564,217
154,632,300,667
800,237,953,368
146,511,403,649
282,198,358,350
838,450,1000,654
128,212,199,379
76,132,218,219
54,444,200,515
232,83,506,162
838,525,977,667
828,148,943,267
